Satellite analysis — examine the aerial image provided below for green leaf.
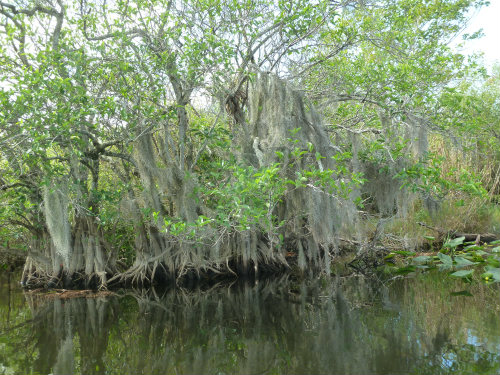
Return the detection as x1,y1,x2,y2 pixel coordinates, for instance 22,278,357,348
411,255,432,264
454,256,475,268
392,265,416,275
474,250,489,256
450,269,474,278
463,244,482,251
437,252,453,265
416,265,430,270
491,246,500,253
486,256,500,268
444,236,465,248
438,263,452,271
484,266,500,281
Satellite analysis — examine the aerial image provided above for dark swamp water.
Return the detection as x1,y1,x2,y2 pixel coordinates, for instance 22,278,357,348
0,271,499,375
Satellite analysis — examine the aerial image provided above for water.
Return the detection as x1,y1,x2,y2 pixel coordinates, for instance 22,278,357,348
1,271,499,375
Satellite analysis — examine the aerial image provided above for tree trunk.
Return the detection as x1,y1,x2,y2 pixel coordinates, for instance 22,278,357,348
21,181,113,289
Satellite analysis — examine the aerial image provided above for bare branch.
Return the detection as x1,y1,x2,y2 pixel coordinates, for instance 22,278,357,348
0,1,55,17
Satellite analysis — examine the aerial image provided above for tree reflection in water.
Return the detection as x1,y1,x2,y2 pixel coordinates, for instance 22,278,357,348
0,272,499,375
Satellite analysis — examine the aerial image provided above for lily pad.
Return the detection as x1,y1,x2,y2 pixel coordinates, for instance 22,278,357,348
486,256,500,268
444,236,465,249
484,266,500,282
454,256,476,268
393,265,417,275
438,252,453,265
474,250,489,256
464,244,482,251
450,269,474,278
438,263,453,271
411,255,432,265
416,265,430,269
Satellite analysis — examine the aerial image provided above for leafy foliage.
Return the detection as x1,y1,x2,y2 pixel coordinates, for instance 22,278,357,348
0,0,498,284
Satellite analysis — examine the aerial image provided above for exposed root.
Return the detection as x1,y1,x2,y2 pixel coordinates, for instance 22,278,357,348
21,256,52,288
226,258,237,276
21,256,112,290
108,258,165,287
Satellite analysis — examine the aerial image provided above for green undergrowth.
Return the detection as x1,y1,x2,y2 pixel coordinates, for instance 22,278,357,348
381,198,500,253
381,237,500,285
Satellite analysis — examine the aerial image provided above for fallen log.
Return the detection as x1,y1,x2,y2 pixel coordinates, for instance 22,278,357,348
449,232,498,243
417,222,499,243
25,288,115,300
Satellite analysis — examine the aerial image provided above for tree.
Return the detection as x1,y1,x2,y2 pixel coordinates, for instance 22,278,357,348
0,0,494,288
298,0,489,214
435,64,500,196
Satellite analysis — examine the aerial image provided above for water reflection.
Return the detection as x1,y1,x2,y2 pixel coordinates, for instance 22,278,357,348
0,272,499,375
